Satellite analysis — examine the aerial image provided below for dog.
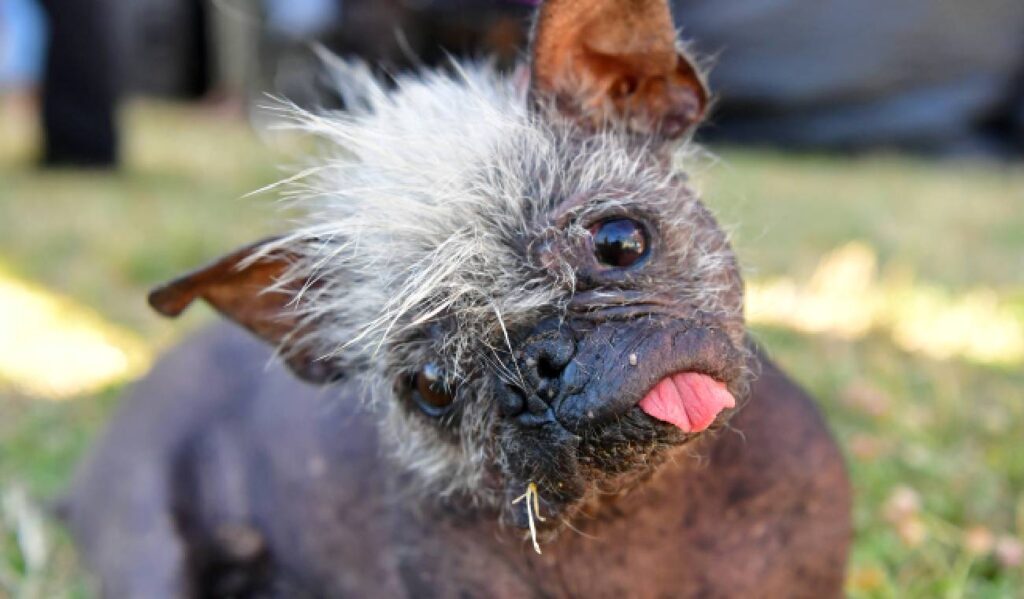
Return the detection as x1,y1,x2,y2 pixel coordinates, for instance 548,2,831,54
62,0,851,596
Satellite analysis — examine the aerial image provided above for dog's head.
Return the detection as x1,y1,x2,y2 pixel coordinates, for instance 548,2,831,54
151,0,749,536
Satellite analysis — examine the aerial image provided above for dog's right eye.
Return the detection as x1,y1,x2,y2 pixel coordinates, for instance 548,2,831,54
589,218,649,268
411,363,455,416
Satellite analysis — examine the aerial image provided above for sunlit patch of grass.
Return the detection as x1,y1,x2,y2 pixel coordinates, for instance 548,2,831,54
747,242,1024,366
0,264,151,399
699,150,1024,290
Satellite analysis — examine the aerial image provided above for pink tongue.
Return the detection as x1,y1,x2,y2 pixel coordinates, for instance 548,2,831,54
638,373,736,433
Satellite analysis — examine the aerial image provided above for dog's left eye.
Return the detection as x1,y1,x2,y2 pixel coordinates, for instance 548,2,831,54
589,218,649,267
411,363,455,416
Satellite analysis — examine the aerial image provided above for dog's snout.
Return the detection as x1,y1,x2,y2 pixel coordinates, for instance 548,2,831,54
497,328,577,422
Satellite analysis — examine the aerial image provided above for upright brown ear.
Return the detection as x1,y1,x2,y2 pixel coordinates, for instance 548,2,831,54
148,238,339,384
531,0,708,139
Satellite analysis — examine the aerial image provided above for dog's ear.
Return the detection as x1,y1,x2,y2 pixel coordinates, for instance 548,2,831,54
530,0,708,140
148,238,339,384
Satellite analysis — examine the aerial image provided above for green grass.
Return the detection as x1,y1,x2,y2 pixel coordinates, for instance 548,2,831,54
1,102,1022,597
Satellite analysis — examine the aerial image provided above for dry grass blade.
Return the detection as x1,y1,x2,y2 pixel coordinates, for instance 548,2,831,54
512,482,546,554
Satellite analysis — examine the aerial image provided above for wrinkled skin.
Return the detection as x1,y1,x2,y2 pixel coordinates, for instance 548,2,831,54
62,324,850,598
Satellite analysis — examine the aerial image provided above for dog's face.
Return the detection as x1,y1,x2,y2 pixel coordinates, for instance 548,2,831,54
365,125,749,530
150,0,749,534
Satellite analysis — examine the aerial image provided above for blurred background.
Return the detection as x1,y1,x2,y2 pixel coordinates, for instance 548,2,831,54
0,0,1022,596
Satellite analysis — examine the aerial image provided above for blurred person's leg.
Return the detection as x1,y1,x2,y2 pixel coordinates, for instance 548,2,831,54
1008,69,1024,153
205,0,263,117
39,0,120,167
184,0,214,99
1015,102,1024,153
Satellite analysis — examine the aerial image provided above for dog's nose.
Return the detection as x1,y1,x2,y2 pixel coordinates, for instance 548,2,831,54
523,331,576,388
497,328,576,421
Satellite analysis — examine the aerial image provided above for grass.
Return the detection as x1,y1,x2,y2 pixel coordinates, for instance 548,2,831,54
1,100,1022,597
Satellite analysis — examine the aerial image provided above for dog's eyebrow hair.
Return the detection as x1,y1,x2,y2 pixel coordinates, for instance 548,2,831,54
550,192,592,226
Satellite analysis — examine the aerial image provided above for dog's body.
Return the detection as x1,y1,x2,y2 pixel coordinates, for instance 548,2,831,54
64,1,851,595
67,324,849,597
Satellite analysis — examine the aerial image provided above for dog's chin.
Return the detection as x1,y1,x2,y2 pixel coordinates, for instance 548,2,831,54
499,405,736,533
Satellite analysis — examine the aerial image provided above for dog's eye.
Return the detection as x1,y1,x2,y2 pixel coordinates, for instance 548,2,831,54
589,218,649,267
412,363,455,416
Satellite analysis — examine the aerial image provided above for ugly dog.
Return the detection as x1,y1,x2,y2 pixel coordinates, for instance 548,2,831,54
62,0,851,596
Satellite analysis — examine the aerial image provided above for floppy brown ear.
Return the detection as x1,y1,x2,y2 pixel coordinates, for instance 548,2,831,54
530,0,709,139
148,237,339,384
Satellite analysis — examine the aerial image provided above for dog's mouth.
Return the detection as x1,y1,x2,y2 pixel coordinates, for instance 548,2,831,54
495,316,749,533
